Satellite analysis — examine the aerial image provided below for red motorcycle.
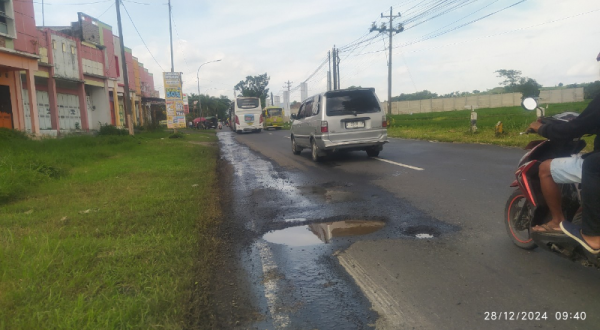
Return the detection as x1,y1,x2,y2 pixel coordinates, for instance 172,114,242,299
504,98,599,267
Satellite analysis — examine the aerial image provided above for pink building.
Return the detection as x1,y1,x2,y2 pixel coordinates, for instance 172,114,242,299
0,1,161,135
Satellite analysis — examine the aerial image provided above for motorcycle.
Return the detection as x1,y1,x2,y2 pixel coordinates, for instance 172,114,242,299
504,97,599,267
218,122,222,130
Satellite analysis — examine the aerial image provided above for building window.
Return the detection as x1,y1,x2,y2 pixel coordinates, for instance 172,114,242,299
71,45,75,54
52,40,56,49
0,0,16,38
62,43,66,52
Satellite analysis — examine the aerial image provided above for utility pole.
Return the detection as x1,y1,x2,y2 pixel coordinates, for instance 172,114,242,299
332,47,337,90
327,50,332,91
370,7,404,116
115,0,133,135
336,49,340,90
168,0,174,72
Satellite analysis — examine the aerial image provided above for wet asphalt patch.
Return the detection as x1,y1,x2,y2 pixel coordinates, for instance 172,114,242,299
218,132,459,329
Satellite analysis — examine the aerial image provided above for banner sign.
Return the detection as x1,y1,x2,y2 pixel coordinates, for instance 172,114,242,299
182,93,189,114
163,72,186,128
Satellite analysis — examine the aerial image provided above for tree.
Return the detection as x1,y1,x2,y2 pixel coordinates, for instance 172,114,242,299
391,90,438,101
187,93,231,120
584,81,600,100
516,77,542,98
558,82,564,87
495,69,541,98
495,69,522,92
234,73,270,107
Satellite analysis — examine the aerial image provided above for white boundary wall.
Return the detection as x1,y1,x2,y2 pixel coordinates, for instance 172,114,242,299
381,88,584,115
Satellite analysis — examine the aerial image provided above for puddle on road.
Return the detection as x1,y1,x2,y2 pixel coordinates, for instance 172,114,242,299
263,220,386,247
415,233,434,239
402,225,440,238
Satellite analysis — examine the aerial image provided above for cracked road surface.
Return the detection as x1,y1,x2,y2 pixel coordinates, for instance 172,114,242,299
217,129,600,330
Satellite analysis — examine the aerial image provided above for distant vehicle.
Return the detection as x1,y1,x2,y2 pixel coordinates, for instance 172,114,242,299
262,106,284,130
229,97,263,133
290,88,388,161
204,116,218,129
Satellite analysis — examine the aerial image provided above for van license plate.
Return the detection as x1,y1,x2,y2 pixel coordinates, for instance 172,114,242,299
244,114,254,122
346,121,365,129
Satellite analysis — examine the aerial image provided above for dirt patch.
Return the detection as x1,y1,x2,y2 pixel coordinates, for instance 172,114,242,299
183,155,263,329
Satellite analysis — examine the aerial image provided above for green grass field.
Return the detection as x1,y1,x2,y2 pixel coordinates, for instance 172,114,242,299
387,100,593,149
0,128,220,329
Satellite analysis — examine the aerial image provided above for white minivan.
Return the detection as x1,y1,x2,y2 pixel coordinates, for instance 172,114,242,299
230,97,263,133
290,88,388,161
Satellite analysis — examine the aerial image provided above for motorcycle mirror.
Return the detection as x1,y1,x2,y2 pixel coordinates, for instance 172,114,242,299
522,98,537,111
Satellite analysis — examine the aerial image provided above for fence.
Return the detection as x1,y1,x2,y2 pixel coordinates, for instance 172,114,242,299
381,87,584,115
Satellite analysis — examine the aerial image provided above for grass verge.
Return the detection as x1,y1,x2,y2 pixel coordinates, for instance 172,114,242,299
0,128,220,329
387,100,594,150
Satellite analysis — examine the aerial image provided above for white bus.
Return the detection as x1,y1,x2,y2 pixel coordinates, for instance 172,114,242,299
230,97,263,133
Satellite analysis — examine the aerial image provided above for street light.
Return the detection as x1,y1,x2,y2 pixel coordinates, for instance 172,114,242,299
196,59,222,120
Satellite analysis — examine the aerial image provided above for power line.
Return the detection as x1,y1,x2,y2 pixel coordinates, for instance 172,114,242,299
98,2,114,18
120,0,165,72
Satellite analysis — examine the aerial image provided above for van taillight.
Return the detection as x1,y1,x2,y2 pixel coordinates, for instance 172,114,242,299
382,115,387,128
235,115,240,125
321,121,328,133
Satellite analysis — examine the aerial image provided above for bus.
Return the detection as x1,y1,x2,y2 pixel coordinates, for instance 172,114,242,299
230,97,263,133
262,106,284,130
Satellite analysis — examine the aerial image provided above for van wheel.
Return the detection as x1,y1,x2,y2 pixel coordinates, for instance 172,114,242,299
311,139,323,162
291,136,302,155
366,148,380,157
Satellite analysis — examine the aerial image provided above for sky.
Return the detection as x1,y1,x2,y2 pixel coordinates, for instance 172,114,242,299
33,0,600,102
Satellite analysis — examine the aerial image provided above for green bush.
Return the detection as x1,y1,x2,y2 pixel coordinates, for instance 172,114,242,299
169,131,186,139
97,123,129,136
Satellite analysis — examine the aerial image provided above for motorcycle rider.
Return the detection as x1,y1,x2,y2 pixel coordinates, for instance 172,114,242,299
527,83,600,253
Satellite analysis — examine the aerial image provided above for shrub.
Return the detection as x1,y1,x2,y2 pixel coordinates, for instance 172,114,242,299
0,128,30,141
97,123,129,136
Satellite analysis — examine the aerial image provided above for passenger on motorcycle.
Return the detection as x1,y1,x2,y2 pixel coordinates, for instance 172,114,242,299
528,92,600,253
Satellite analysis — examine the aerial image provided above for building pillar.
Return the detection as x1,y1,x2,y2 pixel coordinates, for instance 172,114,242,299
48,76,59,131
138,100,144,126
131,93,137,126
25,70,40,135
113,80,121,127
11,71,24,130
78,83,89,131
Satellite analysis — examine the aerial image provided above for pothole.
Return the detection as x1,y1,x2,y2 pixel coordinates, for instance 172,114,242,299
402,225,440,238
262,220,386,247
415,233,434,239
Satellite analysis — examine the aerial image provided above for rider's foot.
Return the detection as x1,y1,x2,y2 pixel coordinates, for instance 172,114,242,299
560,221,600,255
532,220,562,233
582,232,600,250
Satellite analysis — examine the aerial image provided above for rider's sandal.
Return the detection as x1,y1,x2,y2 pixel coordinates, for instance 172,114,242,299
560,221,600,255
532,223,562,233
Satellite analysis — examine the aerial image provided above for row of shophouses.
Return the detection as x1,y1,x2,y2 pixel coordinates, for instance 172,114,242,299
0,0,162,136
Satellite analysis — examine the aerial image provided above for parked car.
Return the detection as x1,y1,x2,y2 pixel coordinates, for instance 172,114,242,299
290,88,388,161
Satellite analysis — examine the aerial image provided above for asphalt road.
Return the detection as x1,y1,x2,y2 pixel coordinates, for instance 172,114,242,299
218,128,600,330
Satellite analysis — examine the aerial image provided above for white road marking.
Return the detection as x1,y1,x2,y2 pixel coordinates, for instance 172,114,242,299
285,136,290,139
374,158,424,171
256,240,291,328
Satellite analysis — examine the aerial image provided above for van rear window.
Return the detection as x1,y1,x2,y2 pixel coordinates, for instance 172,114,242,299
237,98,259,109
268,108,283,116
326,90,380,116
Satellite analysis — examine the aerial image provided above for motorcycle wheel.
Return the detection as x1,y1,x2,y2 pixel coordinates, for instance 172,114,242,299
504,189,537,250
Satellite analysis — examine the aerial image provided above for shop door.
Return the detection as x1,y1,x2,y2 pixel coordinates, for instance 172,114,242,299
0,85,12,129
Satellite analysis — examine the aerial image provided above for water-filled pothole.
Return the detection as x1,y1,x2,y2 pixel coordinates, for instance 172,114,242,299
402,225,440,238
262,220,386,247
